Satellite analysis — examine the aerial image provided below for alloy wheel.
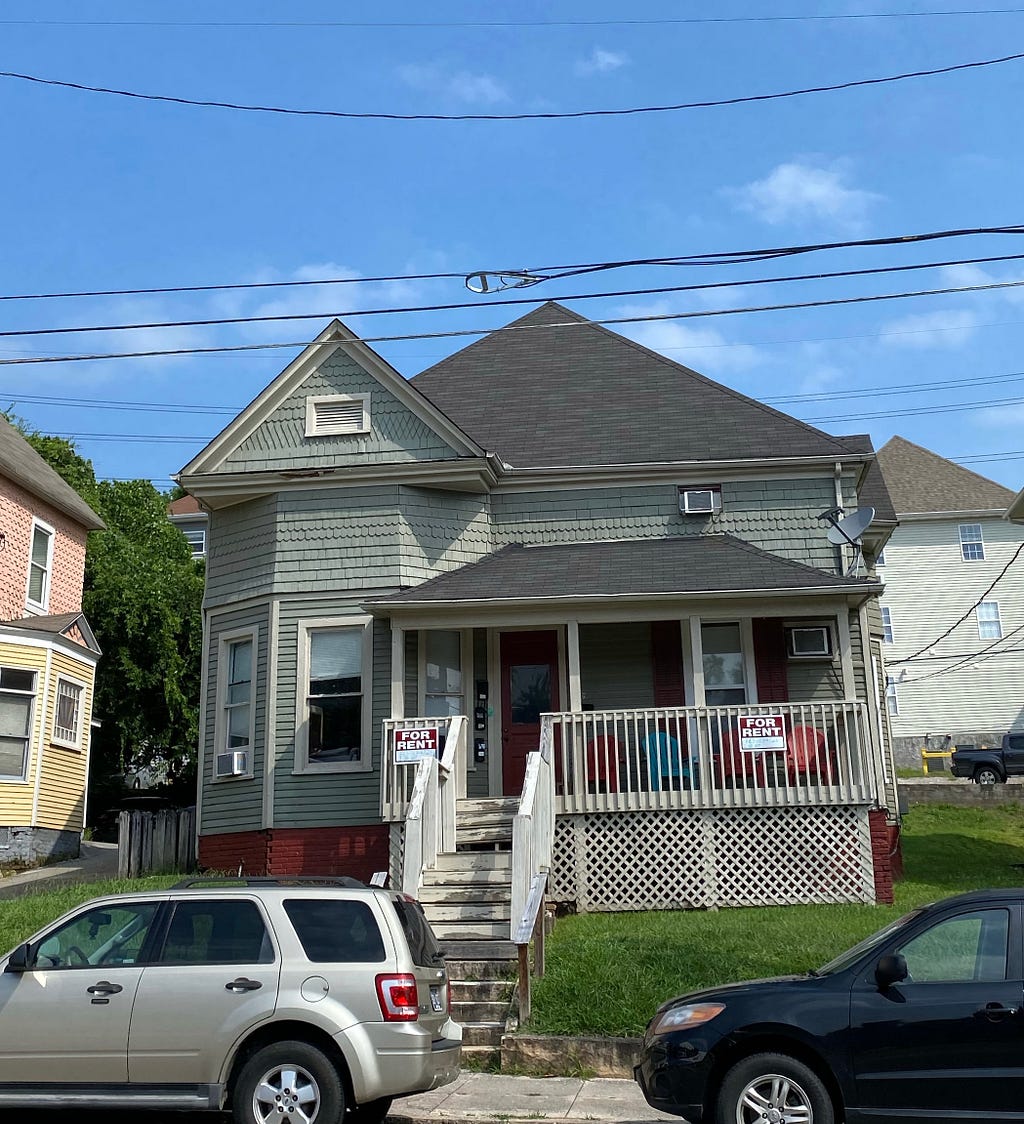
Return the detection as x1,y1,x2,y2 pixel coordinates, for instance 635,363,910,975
734,1071,813,1124
252,1063,321,1124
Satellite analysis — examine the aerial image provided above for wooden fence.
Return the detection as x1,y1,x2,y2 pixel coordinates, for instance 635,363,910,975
117,806,197,877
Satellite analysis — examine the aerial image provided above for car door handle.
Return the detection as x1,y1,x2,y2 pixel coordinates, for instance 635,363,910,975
86,981,123,996
975,1002,1017,1021
225,977,263,993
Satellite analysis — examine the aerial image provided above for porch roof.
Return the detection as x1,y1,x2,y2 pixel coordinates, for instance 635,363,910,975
367,534,880,609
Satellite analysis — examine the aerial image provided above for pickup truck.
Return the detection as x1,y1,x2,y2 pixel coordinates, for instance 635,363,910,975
950,734,1024,783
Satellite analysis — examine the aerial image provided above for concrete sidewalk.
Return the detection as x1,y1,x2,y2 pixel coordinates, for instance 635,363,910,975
394,1073,678,1124
0,840,119,899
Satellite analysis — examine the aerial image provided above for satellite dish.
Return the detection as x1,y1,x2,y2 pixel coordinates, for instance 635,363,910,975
826,507,875,547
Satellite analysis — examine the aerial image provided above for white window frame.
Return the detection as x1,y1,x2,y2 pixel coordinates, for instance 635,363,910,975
25,518,55,614
978,601,1003,640
0,666,36,782
304,393,371,438
880,606,894,645
214,627,258,782
959,523,985,562
875,548,886,567
700,620,752,706
885,676,899,716
295,615,373,775
51,674,87,750
182,526,206,558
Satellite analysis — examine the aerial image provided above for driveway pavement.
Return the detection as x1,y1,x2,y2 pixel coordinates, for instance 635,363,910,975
0,841,119,900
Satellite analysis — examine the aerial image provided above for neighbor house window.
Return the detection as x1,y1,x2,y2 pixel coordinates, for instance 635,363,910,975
423,630,464,717
702,623,747,705
52,677,84,749
978,601,1003,640
0,667,36,780
959,523,985,561
301,620,371,768
224,637,253,751
875,549,886,567
183,526,206,558
881,606,894,644
885,676,899,716
26,520,54,611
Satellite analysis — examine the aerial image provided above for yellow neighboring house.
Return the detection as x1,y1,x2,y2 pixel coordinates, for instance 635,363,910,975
0,416,104,862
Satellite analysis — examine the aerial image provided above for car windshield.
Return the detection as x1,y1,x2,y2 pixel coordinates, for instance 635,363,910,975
815,908,926,975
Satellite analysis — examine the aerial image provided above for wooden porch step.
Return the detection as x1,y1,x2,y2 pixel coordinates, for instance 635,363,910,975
457,797,519,814
417,885,511,906
421,866,511,888
440,944,517,967
432,851,511,873
426,901,511,923
456,824,514,846
429,919,511,941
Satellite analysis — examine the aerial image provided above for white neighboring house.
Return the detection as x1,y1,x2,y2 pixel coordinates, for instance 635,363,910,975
167,495,208,559
876,436,1024,761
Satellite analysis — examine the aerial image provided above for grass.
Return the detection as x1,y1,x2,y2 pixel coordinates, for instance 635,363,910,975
0,876,179,955
527,803,1024,1037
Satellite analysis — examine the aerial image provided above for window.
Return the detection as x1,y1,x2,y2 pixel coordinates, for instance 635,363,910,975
158,900,273,965
959,523,985,562
423,630,464,718
0,667,35,780
875,549,886,567
304,623,368,766
52,677,84,748
896,909,1009,983
219,635,254,776
33,903,159,969
881,606,894,644
885,676,899,716
26,520,54,611
305,394,370,437
702,623,747,705
283,900,385,963
978,601,1003,640
182,526,206,557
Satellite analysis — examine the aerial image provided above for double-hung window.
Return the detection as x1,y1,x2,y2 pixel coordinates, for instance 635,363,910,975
881,606,894,644
0,668,36,780
702,623,748,705
26,520,54,612
52,677,85,749
224,637,253,750
301,618,371,769
978,602,1003,640
959,524,985,562
885,676,899,716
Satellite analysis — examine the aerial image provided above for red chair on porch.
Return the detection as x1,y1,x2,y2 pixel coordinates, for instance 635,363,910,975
717,727,768,787
585,733,620,793
786,726,833,784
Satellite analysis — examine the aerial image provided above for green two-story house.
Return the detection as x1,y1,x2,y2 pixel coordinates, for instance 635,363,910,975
178,302,899,916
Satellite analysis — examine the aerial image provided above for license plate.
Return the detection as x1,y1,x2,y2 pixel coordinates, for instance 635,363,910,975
429,986,444,1012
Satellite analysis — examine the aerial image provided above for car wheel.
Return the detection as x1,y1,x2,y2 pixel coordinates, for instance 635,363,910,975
975,767,1002,785
233,1040,344,1124
716,1052,834,1124
347,1097,393,1124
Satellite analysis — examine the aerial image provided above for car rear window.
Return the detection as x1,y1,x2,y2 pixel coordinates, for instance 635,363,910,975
284,899,386,962
1008,736,1024,751
392,897,444,967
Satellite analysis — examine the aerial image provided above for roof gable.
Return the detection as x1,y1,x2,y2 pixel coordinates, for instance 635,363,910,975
1,611,101,654
179,319,482,479
876,435,1016,515
411,302,857,469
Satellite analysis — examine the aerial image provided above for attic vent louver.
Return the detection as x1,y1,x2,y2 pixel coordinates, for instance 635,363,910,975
305,394,370,437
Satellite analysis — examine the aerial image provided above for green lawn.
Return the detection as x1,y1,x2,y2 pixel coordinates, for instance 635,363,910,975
528,803,1024,1037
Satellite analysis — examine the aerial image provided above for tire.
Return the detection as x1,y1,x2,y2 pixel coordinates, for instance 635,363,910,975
975,767,1003,785
233,1039,345,1124
347,1097,393,1124
715,1052,834,1124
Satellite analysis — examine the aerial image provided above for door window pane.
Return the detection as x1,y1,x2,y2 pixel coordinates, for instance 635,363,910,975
510,664,551,724
158,900,273,965
702,623,747,706
425,630,464,719
34,903,159,969
897,909,1009,982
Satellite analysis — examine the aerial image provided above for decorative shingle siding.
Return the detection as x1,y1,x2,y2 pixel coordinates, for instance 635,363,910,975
399,487,492,583
201,603,270,836
220,350,461,473
205,498,278,608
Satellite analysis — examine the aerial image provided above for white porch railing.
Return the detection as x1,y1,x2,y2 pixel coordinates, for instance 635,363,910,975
546,700,879,814
511,717,555,942
381,716,467,896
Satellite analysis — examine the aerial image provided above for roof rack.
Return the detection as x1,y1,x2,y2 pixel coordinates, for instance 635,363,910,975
172,875,367,889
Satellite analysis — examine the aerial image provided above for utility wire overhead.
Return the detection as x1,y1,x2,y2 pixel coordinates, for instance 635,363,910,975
900,623,1024,684
3,48,1023,122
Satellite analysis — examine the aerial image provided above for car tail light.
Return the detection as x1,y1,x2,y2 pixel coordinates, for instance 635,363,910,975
376,973,419,1021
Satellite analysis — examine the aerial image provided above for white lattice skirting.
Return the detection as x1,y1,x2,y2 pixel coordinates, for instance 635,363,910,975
550,805,876,910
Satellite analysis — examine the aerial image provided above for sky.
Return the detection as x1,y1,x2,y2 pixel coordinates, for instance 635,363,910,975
3,2,1024,492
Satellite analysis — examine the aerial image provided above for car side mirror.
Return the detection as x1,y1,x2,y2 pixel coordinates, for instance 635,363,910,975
875,953,908,989
5,944,32,973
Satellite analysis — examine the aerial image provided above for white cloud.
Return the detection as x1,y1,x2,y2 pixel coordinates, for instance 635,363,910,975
942,262,1024,306
974,403,1024,426
725,161,882,228
397,63,509,105
574,48,629,76
616,301,762,373
878,309,980,349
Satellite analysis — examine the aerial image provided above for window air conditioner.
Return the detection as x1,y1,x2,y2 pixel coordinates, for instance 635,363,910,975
786,626,832,660
680,488,721,515
215,749,250,778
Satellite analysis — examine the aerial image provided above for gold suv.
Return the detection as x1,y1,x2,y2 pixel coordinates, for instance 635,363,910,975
0,876,462,1124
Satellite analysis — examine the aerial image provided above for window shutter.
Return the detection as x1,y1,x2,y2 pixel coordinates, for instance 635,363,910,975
753,618,789,703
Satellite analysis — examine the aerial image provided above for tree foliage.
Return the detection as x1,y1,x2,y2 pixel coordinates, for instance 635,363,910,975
19,426,203,806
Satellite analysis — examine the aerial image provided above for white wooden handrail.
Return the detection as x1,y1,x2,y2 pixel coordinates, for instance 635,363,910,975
511,715,555,941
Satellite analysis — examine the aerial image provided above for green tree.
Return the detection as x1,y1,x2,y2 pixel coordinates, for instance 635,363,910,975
20,427,203,810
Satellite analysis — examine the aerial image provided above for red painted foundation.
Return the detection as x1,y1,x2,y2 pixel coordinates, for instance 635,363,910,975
198,824,390,882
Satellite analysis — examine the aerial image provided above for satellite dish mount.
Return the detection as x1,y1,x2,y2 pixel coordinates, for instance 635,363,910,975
818,507,875,577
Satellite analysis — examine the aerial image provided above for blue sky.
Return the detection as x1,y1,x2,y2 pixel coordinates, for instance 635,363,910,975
3,2,1024,491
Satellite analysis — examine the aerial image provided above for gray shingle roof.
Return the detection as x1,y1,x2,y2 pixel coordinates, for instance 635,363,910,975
876,435,1015,515
411,302,859,469
0,416,104,530
370,534,877,606
1,611,101,654
837,434,897,523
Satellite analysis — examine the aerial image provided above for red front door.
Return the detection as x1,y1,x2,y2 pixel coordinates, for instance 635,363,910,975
500,630,560,795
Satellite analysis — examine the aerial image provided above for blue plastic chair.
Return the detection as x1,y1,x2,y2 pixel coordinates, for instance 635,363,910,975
645,731,682,790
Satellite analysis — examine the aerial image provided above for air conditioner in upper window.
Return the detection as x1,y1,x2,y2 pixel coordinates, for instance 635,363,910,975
786,626,832,660
680,488,721,515
215,749,250,778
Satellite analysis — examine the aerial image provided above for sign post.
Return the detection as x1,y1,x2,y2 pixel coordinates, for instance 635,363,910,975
394,726,441,763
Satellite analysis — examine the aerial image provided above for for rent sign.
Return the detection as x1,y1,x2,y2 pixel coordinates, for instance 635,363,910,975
738,714,786,751
394,726,441,763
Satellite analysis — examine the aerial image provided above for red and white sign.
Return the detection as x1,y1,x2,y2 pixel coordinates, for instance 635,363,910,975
738,714,786,752
395,726,441,763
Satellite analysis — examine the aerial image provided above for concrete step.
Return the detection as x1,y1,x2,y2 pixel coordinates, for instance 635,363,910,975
450,979,514,1002
459,1043,500,1068
440,945,518,970
417,885,511,906
432,851,511,873
429,919,511,941
460,1022,506,1048
453,999,512,1024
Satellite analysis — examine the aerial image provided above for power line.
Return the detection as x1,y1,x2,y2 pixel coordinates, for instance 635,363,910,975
770,367,1024,406
5,250,1024,342
804,391,1024,422
899,624,1024,684
3,276,1024,367
3,48,1024,123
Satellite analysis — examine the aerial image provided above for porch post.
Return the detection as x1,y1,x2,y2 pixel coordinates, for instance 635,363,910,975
689,616,705,706
391,624,405,719
566,619,582,711
836,610,856,699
